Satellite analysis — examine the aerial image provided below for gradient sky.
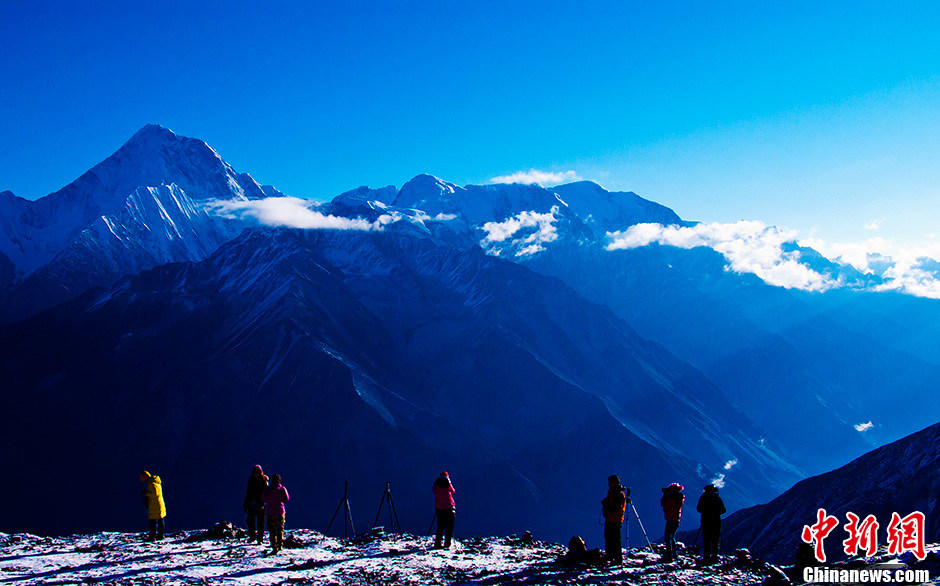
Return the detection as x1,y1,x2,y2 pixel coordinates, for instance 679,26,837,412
2,1,939,251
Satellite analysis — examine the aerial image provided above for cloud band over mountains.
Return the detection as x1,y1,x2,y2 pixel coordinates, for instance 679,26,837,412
607,221,940,298
607,221,836,291
204,195,940,299
489,169,581,186
205,197,391,231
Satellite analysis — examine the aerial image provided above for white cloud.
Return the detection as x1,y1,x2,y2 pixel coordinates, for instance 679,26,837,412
205,197,393,231
799,236,940,299
489,169,581,187
854,421,874,432
708,460,738,488
864,219,884,230
516,243,546,256
607,221,837,291
711,473,727,489
481,207,559,257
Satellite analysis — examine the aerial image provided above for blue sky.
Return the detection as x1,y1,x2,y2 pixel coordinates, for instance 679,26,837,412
2,1,939,253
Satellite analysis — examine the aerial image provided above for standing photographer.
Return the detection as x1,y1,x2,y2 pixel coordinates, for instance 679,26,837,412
660,483,685,562
601,475,626,565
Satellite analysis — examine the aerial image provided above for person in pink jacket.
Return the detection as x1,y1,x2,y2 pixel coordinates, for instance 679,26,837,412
432,471,456,549
261,473,290,554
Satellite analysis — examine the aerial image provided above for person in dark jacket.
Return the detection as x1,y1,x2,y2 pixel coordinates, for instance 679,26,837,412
262,473,290,554
660,483,685,562
432,471,456,549
696,484,726,563
600,475,626,565
243,465,268,545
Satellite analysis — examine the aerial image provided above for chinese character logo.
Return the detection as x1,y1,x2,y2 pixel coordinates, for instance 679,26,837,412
800,508,927,563
801,508,839,562
887,511,926,560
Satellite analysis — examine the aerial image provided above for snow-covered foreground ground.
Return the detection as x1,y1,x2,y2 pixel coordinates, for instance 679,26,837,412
1,526,937,585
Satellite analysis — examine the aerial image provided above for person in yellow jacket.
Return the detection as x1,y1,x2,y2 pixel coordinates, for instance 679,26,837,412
139,471,166,541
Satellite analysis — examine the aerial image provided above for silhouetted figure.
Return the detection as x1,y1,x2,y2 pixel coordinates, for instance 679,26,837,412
432,471,456,549
262,473,290,554
792,542,819,582
660,483,685,562
243,465,268,545
558,535,606,565
696,484,726,563
601,475,626,564
139,471,166,541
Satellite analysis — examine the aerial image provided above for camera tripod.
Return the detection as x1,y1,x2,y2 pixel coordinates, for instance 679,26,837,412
372,481,402,535
625,487,654,552
326,481,357,538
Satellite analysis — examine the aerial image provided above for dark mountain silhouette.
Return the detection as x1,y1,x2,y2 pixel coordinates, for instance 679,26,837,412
721,420,940,564
520,241,940,475
0,228,799,541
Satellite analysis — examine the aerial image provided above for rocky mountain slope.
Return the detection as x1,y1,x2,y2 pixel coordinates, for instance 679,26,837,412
722,420,940,564
0,228,800,542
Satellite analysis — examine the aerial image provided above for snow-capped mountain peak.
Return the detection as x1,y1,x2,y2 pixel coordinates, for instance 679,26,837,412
0,124,265,281
392,174,462,212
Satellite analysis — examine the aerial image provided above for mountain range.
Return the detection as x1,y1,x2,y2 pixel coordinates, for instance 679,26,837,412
1,125,938,543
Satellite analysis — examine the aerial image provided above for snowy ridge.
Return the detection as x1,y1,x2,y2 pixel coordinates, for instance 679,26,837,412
0,529,857,586
90,183,242,266
394,174,567,226
3,529,937,585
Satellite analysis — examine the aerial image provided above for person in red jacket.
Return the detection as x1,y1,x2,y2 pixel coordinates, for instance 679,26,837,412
262,473,290,554
660,483,685,562
600,475,626,564
432,471,456,549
